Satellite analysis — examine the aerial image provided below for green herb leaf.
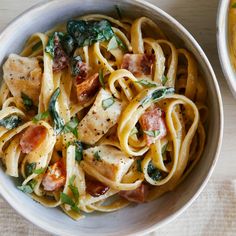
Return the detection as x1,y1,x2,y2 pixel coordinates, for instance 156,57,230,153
67,20,114,48
61,34,75,55
102,97,115,110
135,79,157,88
147,161,162,181
130,127,138,136
32,41,42,52
140,87,174,107
136,159,142,173
143,130,160,137
45,32,65,58
161,75,168,86
71,56,82,77
25,162,36,176
161,142,168,155
74,141,83,162
33,168,45,175
63,117,79,138
60,192,80,212
68,175,79,202
94,151,101,161
49,88,65,135
107,36,118,51
21,92,34,111
32,111,49,123
99,69,105,89
115,35,127,51
0,115,22,130
232,3,236,8
17,180,37,194
115,5,122,19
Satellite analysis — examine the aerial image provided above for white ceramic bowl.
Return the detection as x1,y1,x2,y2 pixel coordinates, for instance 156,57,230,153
0,0,223,235
217,0,236,97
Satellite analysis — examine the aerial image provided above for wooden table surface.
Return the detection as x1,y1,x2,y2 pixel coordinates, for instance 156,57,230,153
0,0,235,235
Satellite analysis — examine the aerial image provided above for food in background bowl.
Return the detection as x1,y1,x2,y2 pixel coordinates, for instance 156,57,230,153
0,13,208,220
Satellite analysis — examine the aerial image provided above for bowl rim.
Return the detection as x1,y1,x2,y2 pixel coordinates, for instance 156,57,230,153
0,0,224,235
217,0,236,97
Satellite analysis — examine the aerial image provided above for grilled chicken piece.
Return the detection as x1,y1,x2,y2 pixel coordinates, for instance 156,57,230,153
3,54,42,104
83,145,133,182
77,89,122,144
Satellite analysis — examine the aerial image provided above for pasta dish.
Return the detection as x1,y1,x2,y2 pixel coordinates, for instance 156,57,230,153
0,13,207,220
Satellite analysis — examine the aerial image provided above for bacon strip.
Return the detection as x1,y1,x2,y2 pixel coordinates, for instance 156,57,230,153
119,184,149,203
86,178,109,197
20,125,47,154
76,73,100,104
139,107,167,146
121,54,154,77
42,160,66,191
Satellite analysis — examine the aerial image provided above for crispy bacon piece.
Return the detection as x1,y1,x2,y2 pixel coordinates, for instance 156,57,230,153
20,125,47,154
42,160,66,191
121,54,154,77
53,35,69,72
139,107,167,146
119,184,149,203
86,178,109,197
76,73,100,104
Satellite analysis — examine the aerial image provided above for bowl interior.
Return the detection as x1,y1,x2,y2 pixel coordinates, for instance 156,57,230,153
0,0,222,235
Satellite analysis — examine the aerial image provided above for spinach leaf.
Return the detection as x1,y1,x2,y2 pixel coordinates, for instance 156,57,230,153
25,162,36,176
45,32,65,58
21,92,34,111
147,161,162,181
141,87,174,106
48,88,65,135
67,19,114,48
0,115,22,130
17,180,37,194
71,56,82,76
32,111,49,123
63,117,79,138
136,159,142,173
61,34,75,55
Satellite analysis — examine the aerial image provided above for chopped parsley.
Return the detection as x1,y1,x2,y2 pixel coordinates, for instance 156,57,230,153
161,75,168,86
60,192,80,213
102,97,115,110
63,117,79,138
94,151,101,161
68,175,79,201
143,130,160,138
32,111,49,123
135,79,157,88
33,168,45,175
99,69,105,89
